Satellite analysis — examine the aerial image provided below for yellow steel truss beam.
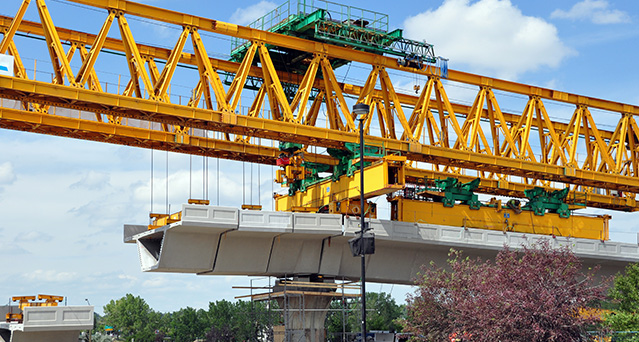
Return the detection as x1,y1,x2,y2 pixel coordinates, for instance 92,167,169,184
2,76,639,196
0,103,336,165
0,0,30,54
75,10,115,87
69,0,639,115
0,15,616,142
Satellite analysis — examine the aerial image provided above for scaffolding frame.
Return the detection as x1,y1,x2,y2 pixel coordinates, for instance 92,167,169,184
235,276,361,342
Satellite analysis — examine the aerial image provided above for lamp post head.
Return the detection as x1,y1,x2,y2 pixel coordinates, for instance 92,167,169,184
352,103,370,120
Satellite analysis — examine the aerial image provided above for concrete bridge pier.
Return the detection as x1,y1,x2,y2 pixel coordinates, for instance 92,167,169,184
267,277,359,342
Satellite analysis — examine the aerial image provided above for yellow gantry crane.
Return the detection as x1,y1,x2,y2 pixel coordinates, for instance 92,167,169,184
5,294,63,323
0,0,636,241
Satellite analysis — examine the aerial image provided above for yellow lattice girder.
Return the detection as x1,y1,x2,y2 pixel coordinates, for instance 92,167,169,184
65,0,639,117
226,42,257,112
0,92,633,211
191,29,228,112
0,14,620,144
3,75,639,196
117,13,154,99
319,56,355,131
406,76,435,143
378,67,415,142
153,26,190,100
0,104,337,165
290,54,320,123
257,43,293,121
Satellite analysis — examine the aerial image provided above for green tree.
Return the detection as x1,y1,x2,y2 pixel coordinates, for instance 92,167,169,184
170,307,208,342
604,263,639,341
326,293,404,340
326,298,355,338
103,294,159,342
366,292,404,332
205,299,278,342
609,263,639,313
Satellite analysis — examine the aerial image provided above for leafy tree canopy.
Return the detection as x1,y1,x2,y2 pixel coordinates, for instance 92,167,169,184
402,241,608,342
326,292,404,339
103,293,159,342
604,263,639,341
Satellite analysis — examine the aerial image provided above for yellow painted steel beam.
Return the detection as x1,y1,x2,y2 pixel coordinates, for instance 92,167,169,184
0,0,30,54
2,3,638,213
74,10,115,87
153,25,190,99
191,29,229,112
0,15,617,143
69,0,639,115
403,167,638,211
390,198,609,240
275,157,406,211
0,104,337,166
36,0,77,86
117,13,154,99
1,76,639,195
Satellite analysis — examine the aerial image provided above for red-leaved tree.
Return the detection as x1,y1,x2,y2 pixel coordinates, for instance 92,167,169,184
402,240,608,342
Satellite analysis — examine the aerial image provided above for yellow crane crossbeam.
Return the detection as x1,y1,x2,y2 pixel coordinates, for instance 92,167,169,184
0,103,336,165
1,75,639,195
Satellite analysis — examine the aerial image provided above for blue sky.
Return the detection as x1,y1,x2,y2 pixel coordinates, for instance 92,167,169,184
0,0,638,314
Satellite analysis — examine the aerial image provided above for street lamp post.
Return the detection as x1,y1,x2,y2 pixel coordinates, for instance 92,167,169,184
352,103,371,342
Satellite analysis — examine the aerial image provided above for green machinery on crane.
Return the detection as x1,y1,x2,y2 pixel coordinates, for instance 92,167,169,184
420,177,573,218
227,0,447,97
230,0,445,72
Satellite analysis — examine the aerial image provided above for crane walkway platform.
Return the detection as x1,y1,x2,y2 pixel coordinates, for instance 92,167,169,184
124,204,639,283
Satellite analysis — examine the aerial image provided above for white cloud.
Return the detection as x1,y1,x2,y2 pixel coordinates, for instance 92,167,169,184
551,0,630,24
404,0,574,80
23,269,78,282
0,162,16,185
70,171,111,190
142,276,169,288
0,244,29,256
14,231,53,243
230,1,277,26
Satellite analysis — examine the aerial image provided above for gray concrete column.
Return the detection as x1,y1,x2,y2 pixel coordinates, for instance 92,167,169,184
273,278,336,342
276,295,332,342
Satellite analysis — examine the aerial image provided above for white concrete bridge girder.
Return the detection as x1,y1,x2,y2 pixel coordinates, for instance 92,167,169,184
125,205,639,283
